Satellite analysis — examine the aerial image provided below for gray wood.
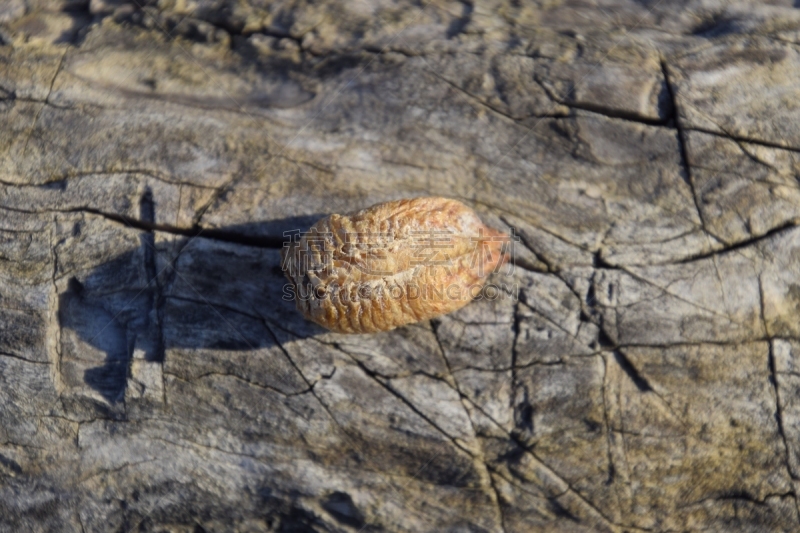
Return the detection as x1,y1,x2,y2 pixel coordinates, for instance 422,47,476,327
1,1,799,531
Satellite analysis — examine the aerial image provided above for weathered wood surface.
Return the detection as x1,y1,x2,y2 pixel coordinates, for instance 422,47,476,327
2,1,800,531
